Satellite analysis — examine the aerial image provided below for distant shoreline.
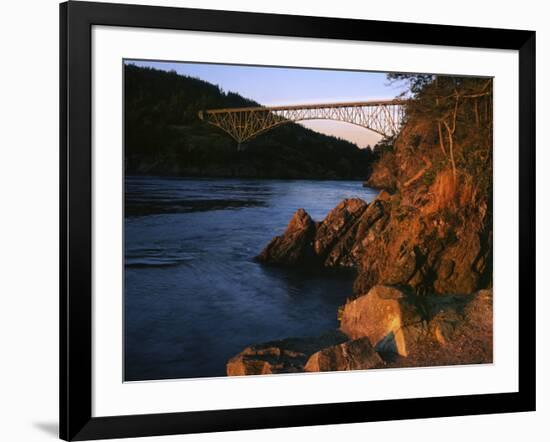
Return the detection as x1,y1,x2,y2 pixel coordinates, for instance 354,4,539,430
124,173,371,183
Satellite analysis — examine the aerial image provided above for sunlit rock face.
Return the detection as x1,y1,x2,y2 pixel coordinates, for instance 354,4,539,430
304,337,383,372
340,286,425,357
313,198,368,258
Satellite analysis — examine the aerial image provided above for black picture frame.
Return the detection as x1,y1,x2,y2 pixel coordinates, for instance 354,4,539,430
59,1,536,440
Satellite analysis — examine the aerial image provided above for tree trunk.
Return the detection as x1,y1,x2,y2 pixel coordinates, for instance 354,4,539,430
437,121,447,157
443,120,457,181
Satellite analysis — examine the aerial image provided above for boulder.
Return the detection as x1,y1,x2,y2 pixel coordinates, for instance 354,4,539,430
226,330,348,376
304,337,383,372
340,285,426,357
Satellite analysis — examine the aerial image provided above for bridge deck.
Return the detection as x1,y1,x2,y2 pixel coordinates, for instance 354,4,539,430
203,99,407,114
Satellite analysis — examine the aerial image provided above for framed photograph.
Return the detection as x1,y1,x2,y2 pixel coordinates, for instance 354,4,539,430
60,1,536,440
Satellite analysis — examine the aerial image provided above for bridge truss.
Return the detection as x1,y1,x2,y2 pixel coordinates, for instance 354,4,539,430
198,100,406,144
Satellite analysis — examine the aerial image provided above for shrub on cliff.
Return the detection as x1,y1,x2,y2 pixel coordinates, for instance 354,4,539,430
369,74,493,205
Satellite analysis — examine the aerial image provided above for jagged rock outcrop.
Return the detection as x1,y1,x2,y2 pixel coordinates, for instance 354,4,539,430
304,337,383,372
257,182,490,297
313,198,367,259
256,198,370,268
255,208,316,266
323,193,390,268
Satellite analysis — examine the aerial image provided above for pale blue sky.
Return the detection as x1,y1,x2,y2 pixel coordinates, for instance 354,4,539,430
126,59,407,147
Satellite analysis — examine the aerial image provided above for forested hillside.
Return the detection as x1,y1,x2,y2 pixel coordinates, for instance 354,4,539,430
124,64,377,179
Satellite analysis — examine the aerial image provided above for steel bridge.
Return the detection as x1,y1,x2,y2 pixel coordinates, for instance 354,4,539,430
198,99,406,145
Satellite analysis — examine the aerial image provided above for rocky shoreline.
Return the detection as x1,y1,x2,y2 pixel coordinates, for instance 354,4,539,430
226,75,494,375
227,284,492,375
227,190,492,375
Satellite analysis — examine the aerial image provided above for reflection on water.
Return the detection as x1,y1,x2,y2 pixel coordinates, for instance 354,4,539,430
124,176,378,381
